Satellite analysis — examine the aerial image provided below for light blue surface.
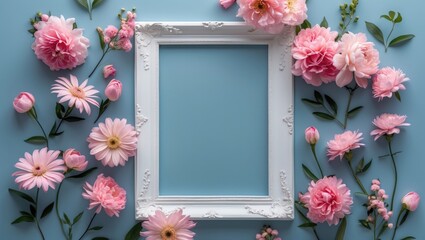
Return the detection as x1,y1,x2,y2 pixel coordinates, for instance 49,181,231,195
0,0,423,240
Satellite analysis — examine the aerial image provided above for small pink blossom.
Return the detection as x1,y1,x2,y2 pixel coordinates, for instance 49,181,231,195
220,0,236,8
305,126,319,145
103,64,116,79
104,25,118,38
333,32,380,88
63,148,88,171
367,180,392,222
13,92,35,113
402,192,420,211
370,113,410,141
292,25,339,86
299,176,353,225
82,174,126,217
372,67,409,101
104,79,122,101
327,130,364,160
281,0,308,26
41,14,49,22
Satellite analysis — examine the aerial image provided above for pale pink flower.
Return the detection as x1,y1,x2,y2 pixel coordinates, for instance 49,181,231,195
402,192,420,211
105,79,122,101
237,0,285,34
87,118,138,167
82,174,126,217
41,14,49,22
220,0,236,8
104,25,118,38
12,147,66,192
367,180,392,222
327,130,364,160
32,15,90,71
370,113,410,141
103,64,116,79
372,67,409,100
141,209,196,240
281,0,308,26
305,126,319,145
292,25,339,86
51,75,99,115
299,176,353,225
13,92,35,113
333,32,380,88
63,148,88,171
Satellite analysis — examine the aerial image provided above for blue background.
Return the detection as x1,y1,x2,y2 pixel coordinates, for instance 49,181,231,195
0,0,423,239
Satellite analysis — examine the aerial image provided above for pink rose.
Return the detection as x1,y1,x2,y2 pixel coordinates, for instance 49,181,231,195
370,113,410,141
299,176,353,225
292,25,339,86
327,130,364,160
105,79,122,101
372,67,408,101
281,0,308,26
333,32,380,88
104,25,118,38
220,0,236,9
402,192,420,211
63,148,88,171
305,126,319,145
103,64,116,79
32,15,90,71
13,92,35,113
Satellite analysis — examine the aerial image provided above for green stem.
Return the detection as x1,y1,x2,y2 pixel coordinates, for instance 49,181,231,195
28,108,49,148
388,139,398,211
385,22,396,52
373,212,377,240
320,102,345,128
347,160,368,195
78,212,97,240
343,86,357,129
391,207,405,240
54,106,74,135
55,180,69,240
88,47,110,78
313,227,320,240
93,99,111,124
34,189,46,240
310,144,324,178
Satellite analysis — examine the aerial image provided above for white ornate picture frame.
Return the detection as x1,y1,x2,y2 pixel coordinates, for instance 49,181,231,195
134,22,294,220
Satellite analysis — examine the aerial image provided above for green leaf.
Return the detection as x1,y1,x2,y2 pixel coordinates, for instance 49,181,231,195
394,12,403,23
313,90,324,104
125,221,143,240
399,209,410,226
56,102,65,118
320,17,329,28
335,217,347,240
92,237,109,240
302,164,319,181
365,21,385,44
8,189,35,204
324,95,338,114
11,215,34,224
295,204,310,222
73,22,78,29
89,226,104,231
300,19,311,30
380,15,392,22
92,0,104,9
347,106,363,118
30,205,36,217
401,236,416,240
40,202,54,219
24,136,47,144
298,222,317,228
359,160,372,174
389,34,415,47
395,91,401,102
356,158,365,174
68,167,97,179
76,0,89,9
64,213,71,225
359,219,371,229
97,27,106,50
73,211,84,224
301,98,322,107
313,112,335,120
388,11,396,20
63,116,85,122
19,211,33,217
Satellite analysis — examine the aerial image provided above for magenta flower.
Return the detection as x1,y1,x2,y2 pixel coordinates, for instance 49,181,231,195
32,15,90,71
63,148,88,171
12,147,66,192
13,92,35,113
299,176,353,225
327,130,364,160
82,174,126,217
292,25,339,86
372,67,409,101
87,118,138,167
281,0,308,26
370,113,410,141
141,209,196,240
51,74,100,115
402,192,420,211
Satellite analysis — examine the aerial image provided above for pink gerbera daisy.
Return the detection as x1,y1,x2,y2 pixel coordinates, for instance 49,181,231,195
87,118,138,167
141,209,196,240
12,147,66,192
327,130,364,161
51,74,99,115
370,113,410,141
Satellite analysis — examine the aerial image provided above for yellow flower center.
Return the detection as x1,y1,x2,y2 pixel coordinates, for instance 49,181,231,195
250,0,268,14
287,0,295,10
160,226,177,240
107,136,121,149
69,86,85,99
33,165,46,176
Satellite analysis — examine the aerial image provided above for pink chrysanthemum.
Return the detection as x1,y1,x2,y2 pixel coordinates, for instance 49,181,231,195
299,176,353,225
370,113,410,141
51,74,99,115
372,67,409,101
82,174,126,217
281,0,308,26
141,209,196,240
87,118,138,167
327,130,364,160
12,147,66,192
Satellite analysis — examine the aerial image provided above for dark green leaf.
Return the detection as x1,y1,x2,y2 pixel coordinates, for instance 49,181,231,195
64,213,71,225
296,25,301,35
380,15,392,22
394,12,403,23
388,11,396,20
89,226,103,231
63,116,85,122
92,0,104,9
335,217,347,240
301,98,322,107
30,205,36,217
401,236,416,240
97,27,106,50
320,17,329,28
28,29,36,35
314,90,324,104
324,95,338,114
395,91,401,102
41,202,54,219
19,211,33,217
356,158,365,174
313,112,335,120
8,189,35,204
125,221,143,240
92,237,109,240
359,219,371,229
68,167,97,179
73,22,78,29
389,34,415,47
298,222,317,228
361,160,372,174
76,0,89,9
300,19,311,30
24,136,47,144
302,164,319,181
347,106,363,118
11,215,34,224
399,209,410,226
295,204,310,222
73,212,84,224
49,122,57,137
365,21,385,44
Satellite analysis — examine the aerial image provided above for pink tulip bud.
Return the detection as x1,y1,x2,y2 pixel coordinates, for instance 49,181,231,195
63,148,88,171
105,79,122,101
13,92,35,113
103,64,116,79
305,126,320,145
219,0,236,9
402,191,420,211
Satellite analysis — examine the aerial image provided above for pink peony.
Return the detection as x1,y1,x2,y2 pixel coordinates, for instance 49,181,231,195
237,0,285,34
12,147,66,192
305,126,319,145
333,32,380,88
292,25,339,86
103,64,116,79
13,92,35,113
63,148,88,171
87,118,138,167
82,174,126,217
281,0,308,26
220,0,236,8
105,79,122,101
141,209,196,240
402,192,420,211
32,15,90,71
372,67,409,101
327,130,364,160
299,176,353,225
370,113,410,141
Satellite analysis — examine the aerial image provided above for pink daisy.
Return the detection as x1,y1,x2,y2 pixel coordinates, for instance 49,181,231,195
370,113,410,141
141,209,196,240
12,147,66,192
51,74,99,115
87,118,138,167
327,130,364,161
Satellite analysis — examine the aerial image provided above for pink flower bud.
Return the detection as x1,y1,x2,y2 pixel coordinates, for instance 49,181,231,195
103,64,116,79
387,223,394,229
13,92,35,113
219,0,236,9
271,229,278,236
41,14,49,21
105,79,122,101
63,148,88,171
305,126,320,145
402,191,420,211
